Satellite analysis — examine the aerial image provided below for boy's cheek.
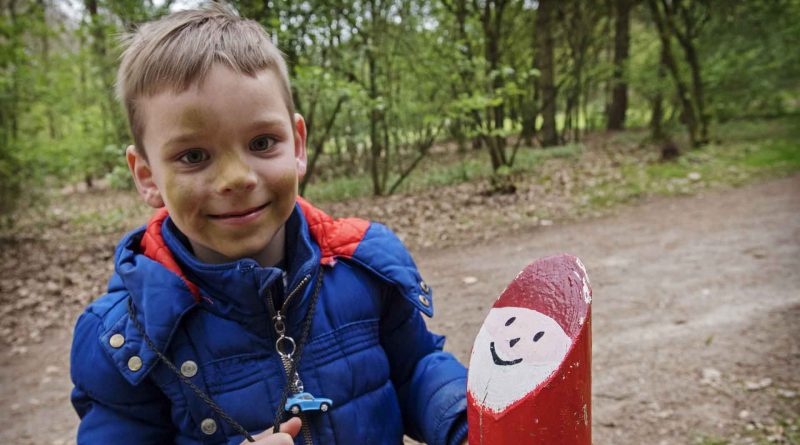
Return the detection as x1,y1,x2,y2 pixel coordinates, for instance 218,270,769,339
264,168,298,201
271,172,299,219
160,171,181,203
161,175,203,219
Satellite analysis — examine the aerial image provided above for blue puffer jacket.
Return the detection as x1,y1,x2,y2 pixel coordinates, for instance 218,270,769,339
70,200,468,445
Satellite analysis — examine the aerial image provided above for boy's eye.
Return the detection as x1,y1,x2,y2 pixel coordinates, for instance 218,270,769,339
178,149,209,164
249,135,276,152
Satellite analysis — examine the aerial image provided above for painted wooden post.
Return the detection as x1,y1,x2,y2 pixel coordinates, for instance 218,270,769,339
467,254,592,444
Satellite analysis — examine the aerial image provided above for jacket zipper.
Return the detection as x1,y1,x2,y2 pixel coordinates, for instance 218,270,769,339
266,274,314,445
276,351,312,445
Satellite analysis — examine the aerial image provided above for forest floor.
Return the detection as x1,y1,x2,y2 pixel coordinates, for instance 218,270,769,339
0,139,798,444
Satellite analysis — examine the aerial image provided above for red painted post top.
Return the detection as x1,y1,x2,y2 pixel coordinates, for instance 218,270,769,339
467,254,592,444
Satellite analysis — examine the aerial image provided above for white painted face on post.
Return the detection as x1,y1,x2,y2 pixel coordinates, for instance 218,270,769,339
467,306,571,413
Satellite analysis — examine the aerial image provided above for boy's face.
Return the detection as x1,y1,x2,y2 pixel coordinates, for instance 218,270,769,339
127,65,307,265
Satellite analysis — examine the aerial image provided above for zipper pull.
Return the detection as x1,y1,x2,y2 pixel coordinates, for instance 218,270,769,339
293,371,304,393
273,314,286,336
275,333,296,359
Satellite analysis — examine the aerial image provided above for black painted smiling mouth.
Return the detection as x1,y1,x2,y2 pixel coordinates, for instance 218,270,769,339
489,342,523,366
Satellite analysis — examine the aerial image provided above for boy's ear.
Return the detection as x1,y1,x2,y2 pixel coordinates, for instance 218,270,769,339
126,145,165,209
293,113,308,178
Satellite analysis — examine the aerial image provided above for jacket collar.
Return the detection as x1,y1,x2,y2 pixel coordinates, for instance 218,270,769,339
297,197,433,317
103,227,201,385
103,203,321,385
101,198,433,385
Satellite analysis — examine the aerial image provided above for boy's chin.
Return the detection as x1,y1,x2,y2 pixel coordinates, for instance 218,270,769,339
210,233,285,266
191,240,270,265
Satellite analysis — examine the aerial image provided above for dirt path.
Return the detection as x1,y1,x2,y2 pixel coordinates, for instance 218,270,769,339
2,175,799,444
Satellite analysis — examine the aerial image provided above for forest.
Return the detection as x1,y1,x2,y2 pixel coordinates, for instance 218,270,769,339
1,0,798,216
1,2,800,444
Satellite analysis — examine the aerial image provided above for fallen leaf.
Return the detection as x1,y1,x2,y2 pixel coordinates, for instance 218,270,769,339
745,378,773,391
700,368,722,385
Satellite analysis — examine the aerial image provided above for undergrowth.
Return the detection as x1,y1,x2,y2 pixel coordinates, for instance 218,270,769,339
581,115,800,211
307,116,798,205
695,415,800,445
303,143,583,202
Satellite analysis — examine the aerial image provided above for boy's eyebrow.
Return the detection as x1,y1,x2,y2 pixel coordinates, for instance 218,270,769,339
164,132,203,147
246,116,291,131
163,117,290,147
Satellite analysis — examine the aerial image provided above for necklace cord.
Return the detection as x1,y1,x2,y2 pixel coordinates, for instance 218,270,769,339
272,269,325,433
126,268,325,442
127,297,256,442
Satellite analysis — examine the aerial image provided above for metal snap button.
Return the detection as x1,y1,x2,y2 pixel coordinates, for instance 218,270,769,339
418,294,430,307
180,360,198,378
200,418,217,435
420,280,430,293
127,355,143,372
109,334,125,349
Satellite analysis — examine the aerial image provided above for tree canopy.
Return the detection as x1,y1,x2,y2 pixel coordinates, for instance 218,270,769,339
1,0,798,215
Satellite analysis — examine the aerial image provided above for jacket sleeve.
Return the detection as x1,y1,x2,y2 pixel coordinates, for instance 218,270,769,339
71,310,176,444
380,288,468,445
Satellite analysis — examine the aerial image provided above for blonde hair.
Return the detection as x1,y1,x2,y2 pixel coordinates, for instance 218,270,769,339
116,2,294,156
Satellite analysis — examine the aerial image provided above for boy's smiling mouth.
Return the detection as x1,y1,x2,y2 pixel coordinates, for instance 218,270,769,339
209,202,270,223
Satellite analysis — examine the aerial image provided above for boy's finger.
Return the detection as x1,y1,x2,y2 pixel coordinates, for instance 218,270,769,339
248,417,303,441
263,432,295,444
279,417,302,437
246,432,294,445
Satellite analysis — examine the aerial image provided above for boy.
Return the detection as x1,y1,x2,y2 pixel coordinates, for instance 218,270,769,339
69,4,469,445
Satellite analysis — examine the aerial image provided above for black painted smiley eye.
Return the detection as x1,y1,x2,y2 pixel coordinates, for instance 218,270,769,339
533,331,545,342
505,317,516,326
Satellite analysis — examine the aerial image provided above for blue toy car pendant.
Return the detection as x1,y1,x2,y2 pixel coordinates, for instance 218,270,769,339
285,392,333,415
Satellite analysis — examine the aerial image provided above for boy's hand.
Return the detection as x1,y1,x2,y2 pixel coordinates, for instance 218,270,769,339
241,417,302,444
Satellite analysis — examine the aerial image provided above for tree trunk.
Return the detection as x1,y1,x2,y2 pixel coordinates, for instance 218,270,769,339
682,42,708,144
658,0,709,146
6,0,20,144
607,0,631,130
36,0,56,139
481,0,509,171
647,0,700,147
563,94,575,142
520,76,539,146
650,44,667,141
536,0,558,147
492,0,507,165
85,0,127,145
671,1,709,145
445,0,482,153
367,49,383,196
300,96,347,195
366,0,384,196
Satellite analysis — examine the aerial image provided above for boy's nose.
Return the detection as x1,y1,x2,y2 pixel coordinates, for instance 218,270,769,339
509,338,520,348
215,154,257,193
